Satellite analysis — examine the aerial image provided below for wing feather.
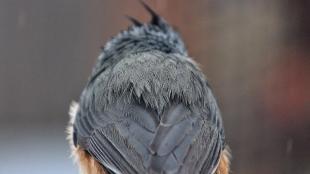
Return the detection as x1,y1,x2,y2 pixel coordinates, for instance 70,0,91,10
74,99,223,174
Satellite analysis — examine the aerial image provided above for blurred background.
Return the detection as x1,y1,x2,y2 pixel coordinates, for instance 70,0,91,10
0,0,309,173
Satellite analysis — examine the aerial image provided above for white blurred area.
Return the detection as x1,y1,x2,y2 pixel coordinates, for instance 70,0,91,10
0,122,77,174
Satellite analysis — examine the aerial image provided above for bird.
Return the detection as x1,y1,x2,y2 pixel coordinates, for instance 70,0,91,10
67,2,230,174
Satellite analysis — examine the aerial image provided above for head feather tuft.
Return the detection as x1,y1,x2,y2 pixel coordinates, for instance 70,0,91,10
139,0,161,26
125,15,143,27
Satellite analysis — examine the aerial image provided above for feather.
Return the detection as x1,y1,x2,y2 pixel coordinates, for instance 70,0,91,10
139,0,160,26
125,15,143,27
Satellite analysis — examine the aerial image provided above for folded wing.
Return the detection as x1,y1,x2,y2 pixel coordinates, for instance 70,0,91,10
74,99,222,174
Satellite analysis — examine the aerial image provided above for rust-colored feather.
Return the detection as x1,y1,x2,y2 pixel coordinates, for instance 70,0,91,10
216,147,231,174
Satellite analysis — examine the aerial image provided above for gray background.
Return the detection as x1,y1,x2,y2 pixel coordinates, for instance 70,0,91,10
1,0,309,173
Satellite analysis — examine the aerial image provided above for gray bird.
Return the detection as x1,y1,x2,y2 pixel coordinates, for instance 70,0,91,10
67,2,230,174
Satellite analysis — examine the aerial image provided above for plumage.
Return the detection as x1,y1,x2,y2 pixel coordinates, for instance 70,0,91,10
125,16,143,27
68,2,229,174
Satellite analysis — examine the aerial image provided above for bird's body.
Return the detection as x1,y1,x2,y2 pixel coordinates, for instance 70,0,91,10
67,2,230,174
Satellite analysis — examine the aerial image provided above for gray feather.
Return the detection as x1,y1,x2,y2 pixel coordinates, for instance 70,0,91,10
72,2,225,174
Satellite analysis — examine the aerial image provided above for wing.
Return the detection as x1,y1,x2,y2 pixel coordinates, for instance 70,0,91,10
74,98,223,174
